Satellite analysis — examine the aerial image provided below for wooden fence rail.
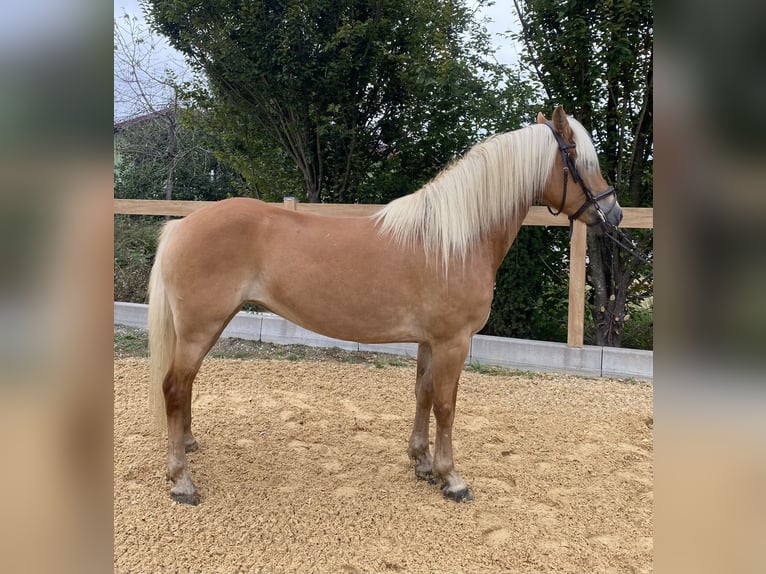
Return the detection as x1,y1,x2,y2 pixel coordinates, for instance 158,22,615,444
114,198,653,348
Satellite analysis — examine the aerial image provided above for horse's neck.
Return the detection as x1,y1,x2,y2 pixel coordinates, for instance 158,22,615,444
486,209,529,273
470,143,538,271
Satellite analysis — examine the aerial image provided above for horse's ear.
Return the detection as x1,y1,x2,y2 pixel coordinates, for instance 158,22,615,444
536,111,548,124
552,105,574,143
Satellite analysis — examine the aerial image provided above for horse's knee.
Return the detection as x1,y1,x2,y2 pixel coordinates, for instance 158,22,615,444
433,398,452,413
432,399,455,426
415,386,432,408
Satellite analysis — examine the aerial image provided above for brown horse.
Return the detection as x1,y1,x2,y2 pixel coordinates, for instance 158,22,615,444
148,107,622,505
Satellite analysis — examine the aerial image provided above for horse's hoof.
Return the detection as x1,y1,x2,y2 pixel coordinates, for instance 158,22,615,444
442,486,474,503
415,469,438,485
170,491,199,506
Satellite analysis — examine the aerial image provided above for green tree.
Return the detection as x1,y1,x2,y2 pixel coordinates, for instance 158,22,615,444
186,98,304,201
114,108,242,201
114,13,244,202
144,0,523,202
512,0,653,347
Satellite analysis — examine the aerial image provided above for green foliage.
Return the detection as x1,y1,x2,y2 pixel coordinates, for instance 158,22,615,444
187,104,303,201
114,108,242,201
482,226,570,343
620,296,653,351
114,215,163,303
144,0,528,202
513,0,653,347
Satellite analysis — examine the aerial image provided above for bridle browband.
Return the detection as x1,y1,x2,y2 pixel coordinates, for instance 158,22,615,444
544,121,617,232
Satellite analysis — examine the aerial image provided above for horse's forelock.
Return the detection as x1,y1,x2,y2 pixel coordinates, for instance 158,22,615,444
567,117,601,175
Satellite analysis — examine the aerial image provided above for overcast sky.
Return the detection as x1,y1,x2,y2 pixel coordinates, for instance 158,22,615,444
477,1,522,69
113,0,521,120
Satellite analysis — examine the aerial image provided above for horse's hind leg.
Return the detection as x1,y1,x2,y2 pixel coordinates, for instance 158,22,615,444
183,388,198,453
163,299,243,505
408,344,436,483
163,339,208,505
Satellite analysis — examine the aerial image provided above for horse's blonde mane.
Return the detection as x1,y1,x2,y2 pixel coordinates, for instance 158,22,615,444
375,118,599,266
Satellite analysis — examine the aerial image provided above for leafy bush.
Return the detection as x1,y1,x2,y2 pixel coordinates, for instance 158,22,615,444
620,297,653,350
481,226,570,343
114,216,163,303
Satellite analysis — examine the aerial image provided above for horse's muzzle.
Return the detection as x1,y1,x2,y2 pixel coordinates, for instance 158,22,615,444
599,196,623,228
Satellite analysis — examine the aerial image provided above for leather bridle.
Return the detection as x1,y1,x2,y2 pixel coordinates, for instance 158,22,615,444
544,121,617,230
543,121,653,268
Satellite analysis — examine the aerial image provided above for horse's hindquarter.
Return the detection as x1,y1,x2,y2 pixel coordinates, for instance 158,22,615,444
246,202,496,344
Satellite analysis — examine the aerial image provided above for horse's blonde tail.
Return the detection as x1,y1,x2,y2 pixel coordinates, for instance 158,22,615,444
148,220,180,432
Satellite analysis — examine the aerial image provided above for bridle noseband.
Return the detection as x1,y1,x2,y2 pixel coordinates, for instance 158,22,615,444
544,121,617,232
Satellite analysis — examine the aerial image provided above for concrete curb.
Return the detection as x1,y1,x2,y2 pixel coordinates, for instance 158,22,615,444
470,334,604,378
115,302,652,380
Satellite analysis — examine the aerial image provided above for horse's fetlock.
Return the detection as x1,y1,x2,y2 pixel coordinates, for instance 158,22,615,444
408,436,428,455
432,460,453,480
166,460,186,481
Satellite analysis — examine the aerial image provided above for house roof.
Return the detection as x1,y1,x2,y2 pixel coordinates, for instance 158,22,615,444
113,108,174,133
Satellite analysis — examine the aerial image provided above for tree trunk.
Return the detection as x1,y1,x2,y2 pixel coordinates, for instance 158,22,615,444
305,169,321,203
587,230,629,347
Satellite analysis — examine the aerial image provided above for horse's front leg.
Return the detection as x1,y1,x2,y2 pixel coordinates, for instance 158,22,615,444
408,343,436,483
431,338,473,502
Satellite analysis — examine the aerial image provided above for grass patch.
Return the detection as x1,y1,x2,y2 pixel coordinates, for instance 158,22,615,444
466,361,511,376
465,361,545,378
114,328,149,358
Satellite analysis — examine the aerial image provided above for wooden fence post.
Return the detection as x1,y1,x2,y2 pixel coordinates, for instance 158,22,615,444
567,220,587,348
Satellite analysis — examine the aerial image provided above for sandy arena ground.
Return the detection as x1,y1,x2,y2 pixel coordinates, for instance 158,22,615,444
114,356,652,573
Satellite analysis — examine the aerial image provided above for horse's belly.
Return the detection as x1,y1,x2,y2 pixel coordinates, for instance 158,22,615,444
244,220,493,344
257,294,421,345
